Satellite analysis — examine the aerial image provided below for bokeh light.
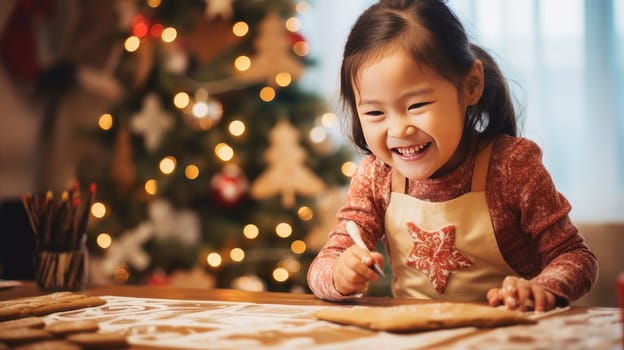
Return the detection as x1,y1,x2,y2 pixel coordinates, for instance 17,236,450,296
145,179,158,195
341,161,357,177
207,252,222,267
96,233,112,249
98,113,113,130
259,86,276,102
159,156,177,174
275,222,292,238
91,202,106,218
272,267,289,282
161,27,177,42
232,21,249,37
290,240,306,254
185,165,200,180
228,120,246,136
243,224,259,239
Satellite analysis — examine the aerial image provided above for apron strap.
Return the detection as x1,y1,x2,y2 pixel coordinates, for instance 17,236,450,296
471,140,495,192
392,169,407,193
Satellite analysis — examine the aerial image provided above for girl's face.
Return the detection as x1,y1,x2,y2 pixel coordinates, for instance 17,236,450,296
354,50,478,180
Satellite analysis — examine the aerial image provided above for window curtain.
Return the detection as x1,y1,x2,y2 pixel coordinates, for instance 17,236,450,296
450,0,623,222
301,0,624,222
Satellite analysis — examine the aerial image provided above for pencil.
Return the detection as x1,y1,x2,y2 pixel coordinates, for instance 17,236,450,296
345,220,385,278
21,193,38,235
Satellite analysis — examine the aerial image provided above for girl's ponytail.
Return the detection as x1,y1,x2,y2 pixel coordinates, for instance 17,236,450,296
468,44,517,138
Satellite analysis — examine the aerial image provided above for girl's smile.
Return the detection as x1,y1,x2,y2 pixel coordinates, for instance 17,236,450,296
392,142,431,159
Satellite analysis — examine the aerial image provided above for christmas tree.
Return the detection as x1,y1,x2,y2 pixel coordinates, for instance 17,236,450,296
76,0,354,292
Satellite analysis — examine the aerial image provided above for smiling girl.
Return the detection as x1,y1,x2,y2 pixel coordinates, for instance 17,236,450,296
307,0,597,312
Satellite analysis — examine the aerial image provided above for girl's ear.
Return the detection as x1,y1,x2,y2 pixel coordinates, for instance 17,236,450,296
465,60,484,106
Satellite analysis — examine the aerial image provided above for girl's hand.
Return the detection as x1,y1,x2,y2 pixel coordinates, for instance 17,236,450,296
487,276,556,312
332,245,384,296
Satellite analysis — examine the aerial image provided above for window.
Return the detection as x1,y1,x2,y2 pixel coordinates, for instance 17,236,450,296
303,0,624,221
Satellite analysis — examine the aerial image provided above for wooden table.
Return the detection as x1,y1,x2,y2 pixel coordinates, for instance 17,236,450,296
1,281,622,349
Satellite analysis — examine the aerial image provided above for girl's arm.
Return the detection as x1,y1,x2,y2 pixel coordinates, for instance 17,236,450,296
307,156,387,301
493,137,598,308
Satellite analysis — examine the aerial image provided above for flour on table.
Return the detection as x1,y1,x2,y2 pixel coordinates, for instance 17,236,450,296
44,296,474,350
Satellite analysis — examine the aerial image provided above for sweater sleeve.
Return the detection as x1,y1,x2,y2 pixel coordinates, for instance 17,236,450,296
500,138,598,304
307,156,388,301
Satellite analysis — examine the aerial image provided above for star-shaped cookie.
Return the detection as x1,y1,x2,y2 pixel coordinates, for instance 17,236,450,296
405,222,472,294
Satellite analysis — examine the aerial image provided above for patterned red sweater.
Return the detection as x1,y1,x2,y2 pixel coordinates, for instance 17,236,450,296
307,135,598,303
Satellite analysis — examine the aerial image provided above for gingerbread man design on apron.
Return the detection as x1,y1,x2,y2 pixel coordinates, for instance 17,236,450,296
384,141,518,301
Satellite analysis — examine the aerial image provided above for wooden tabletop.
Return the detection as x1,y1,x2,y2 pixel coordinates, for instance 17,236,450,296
0,280,418,306
1,281,622,350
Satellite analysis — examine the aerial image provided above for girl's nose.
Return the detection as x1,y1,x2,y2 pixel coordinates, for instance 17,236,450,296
388,118,417,138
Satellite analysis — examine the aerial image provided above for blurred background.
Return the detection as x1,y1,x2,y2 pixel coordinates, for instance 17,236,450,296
0,0,622,306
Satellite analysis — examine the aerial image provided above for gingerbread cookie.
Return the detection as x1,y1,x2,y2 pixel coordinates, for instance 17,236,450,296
44,320,99,336
0,317,45,331
66,332,129,348
0,328,52,345
0,292,106,321
12,340,82,350
314,302,536,332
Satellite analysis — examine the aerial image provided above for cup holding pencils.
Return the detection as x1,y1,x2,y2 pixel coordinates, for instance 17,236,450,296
22,183,96,291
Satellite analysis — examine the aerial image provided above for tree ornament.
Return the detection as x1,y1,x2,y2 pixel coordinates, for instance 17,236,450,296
304,187,346,250
101,222,154,276
99,199,200,280
77,63,123,100
236,12,304,85
130,93,175,152
287,31,306,46
168,266,215,289
133,39,155,88
250,119,325,207
211,164,249,207
148,199,201,246
163,42,189,74
231,274,265,292
184,16,240,63
146,268,169,287
203,0,234,20
130,14,151,39
110,126,136,193
0,0,53,82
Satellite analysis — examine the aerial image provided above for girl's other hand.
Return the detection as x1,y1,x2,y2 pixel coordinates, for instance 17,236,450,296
486,276,556,312
332,245,384,296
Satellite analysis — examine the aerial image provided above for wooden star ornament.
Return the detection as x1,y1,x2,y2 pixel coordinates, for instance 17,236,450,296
405,222,472,294
130,93,174,153
203,0,234,20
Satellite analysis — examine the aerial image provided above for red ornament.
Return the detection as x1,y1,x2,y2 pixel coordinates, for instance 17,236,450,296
150,23,164,38
146,268,169,287
211,164,248,207
287,32,306,45
131,14,151,38
0,0,54,82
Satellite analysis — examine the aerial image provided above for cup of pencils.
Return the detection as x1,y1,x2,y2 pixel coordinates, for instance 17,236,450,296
22,183,96,291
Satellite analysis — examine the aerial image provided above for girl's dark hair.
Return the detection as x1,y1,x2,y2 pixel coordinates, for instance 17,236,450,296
340,0,517,153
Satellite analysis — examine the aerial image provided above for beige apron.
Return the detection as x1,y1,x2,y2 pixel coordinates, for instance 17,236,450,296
384,142,518,301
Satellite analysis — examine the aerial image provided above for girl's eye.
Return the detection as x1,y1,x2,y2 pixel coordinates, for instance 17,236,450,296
364,110,384,116
408,102,430,110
